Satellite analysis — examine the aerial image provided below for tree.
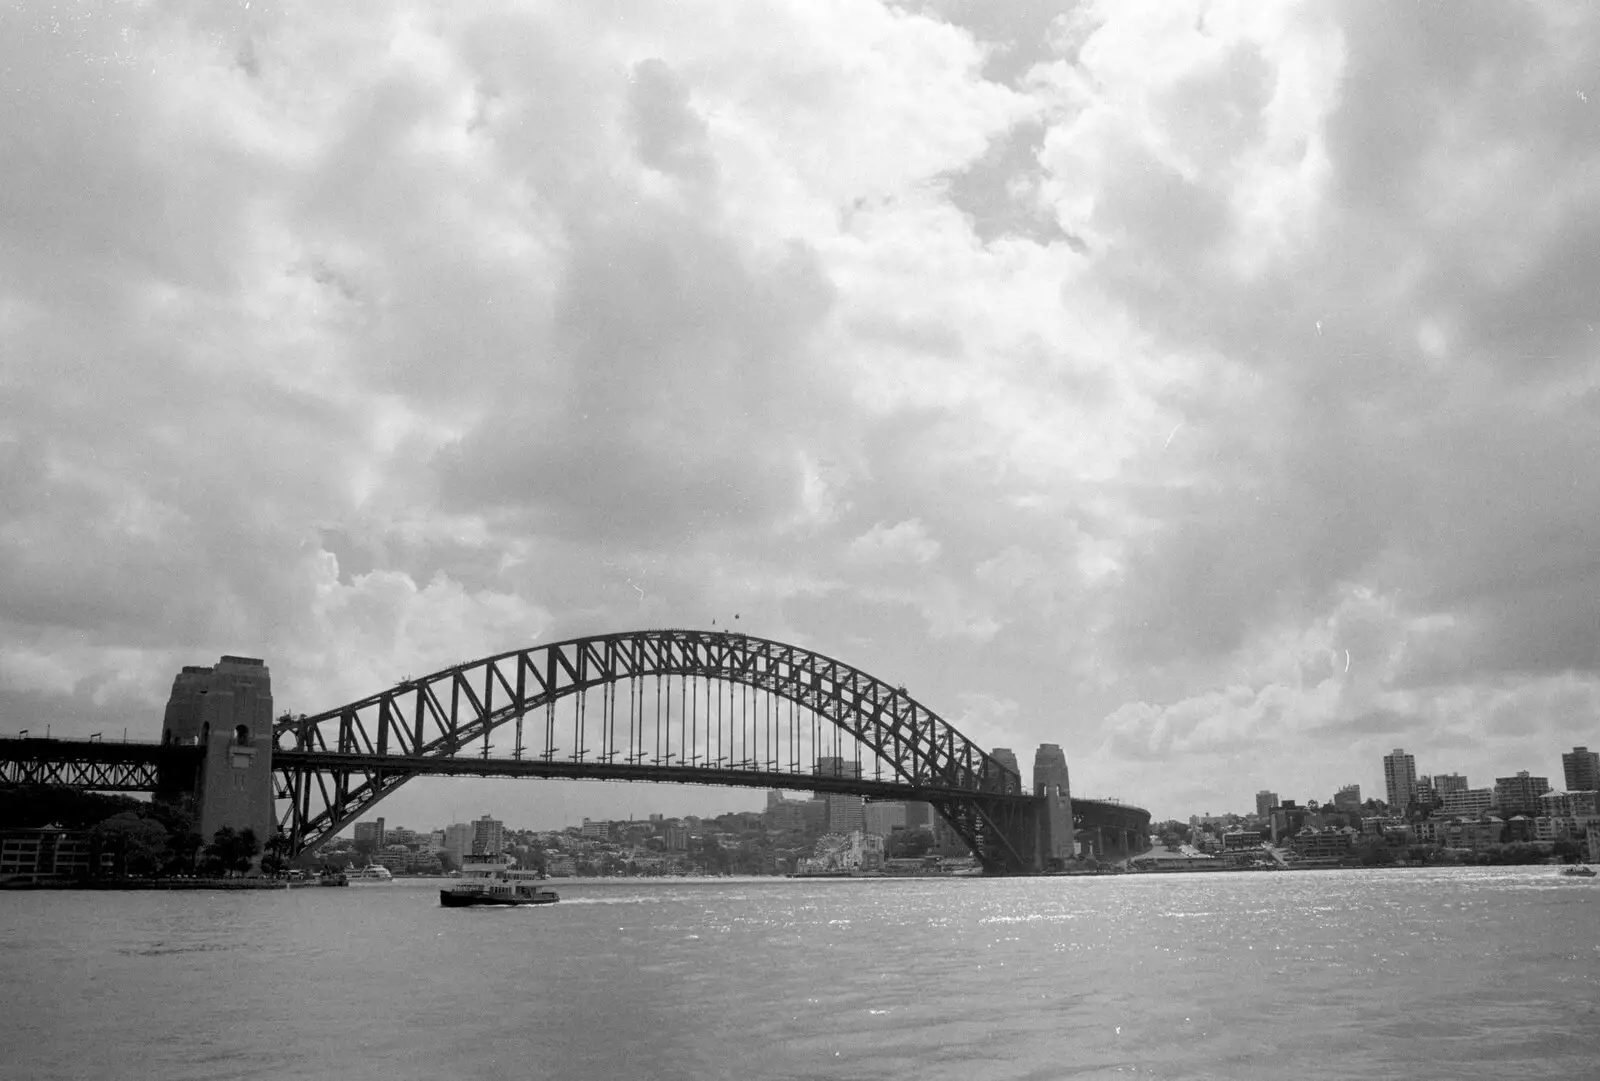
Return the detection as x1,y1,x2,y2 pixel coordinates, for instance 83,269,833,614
260,832,291,876
165,829,203,875
203,827,261,875
1356,838,1395,866
92,812,170,877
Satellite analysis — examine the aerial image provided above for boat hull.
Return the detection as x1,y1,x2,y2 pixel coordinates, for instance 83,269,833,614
439,889,559,907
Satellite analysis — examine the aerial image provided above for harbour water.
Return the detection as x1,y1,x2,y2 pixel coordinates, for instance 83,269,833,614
2,867,1596,1080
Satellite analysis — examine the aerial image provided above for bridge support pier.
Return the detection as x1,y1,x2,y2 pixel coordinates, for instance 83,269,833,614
161,657,277,869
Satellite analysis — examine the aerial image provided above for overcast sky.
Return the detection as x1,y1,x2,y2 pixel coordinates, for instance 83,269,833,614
3,1,1597,829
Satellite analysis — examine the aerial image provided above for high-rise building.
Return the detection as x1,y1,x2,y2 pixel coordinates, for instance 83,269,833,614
443,822,473,864
1255,791,1280,818
1434,773,1469,796
1493,772,1550,817
1441,788,1493,817
1332,784,1362,812
764,796,809,833
904,801,933,829
472,815,504,856
1383,748,1417,810
814,756,862,779
354,817,386,848
1414,776,1438,811
1562,747,1600,793
825,794,865,834
862,801,906,837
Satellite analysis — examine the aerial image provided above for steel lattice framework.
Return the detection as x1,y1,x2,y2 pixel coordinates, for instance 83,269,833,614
274,629,1043,872
0,739,200,793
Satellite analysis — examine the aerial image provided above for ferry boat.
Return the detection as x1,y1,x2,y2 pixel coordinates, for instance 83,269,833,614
440,853,559,907
350,865,393,882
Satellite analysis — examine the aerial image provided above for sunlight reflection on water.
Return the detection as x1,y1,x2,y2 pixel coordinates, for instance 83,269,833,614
1,868,1597,1080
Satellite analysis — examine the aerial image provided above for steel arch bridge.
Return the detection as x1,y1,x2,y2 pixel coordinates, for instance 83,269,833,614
274,629,1059,872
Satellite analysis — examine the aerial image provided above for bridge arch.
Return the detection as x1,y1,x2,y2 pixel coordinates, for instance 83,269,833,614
274,630,1037,871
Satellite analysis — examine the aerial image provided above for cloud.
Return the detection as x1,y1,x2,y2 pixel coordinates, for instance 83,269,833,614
3,0,1599,827
848,519,942,565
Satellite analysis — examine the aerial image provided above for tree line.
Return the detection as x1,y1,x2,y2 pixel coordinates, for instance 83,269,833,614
0,784,289,878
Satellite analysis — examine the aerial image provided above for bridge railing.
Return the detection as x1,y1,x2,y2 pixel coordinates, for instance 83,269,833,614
2,734,162,745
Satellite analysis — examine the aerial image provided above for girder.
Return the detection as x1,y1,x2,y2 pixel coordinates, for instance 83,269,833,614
0,739,199,793
273,630,1036,871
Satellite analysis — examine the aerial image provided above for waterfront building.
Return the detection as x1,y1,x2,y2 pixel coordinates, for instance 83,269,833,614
1255,790,1279,818
825,793,865,834
1562,747,1600,793
1269,801,1308,841
1538,790,1598,819
374,845,412,873
1493,772,1551,817
1222,828,1263,850
800,800,828,834
904,801,933,829
763,794,809,833
1437,816,1504,850
443,822,472,865
472,815,504,856
354,818,386,848
1383,748,1417,811
1332,784,1362,812
1441,788,1493,817
862,801,906,837
1289,826,1356,860
1589,830,1600,864
0,828,115,879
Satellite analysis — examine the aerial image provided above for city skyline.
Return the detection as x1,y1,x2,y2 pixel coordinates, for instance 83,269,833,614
326,739,1599,832
5,4,1600,826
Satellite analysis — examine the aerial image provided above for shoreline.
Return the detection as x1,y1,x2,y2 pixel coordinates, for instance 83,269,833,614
1,877,328,891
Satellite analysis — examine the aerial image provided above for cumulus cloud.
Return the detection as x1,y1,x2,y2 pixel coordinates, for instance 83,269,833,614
3,0,1598,824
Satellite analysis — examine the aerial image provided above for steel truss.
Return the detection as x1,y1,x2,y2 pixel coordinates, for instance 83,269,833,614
274,629,1043,872
0,740,199,793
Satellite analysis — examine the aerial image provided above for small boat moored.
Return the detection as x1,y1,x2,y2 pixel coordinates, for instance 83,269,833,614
441,853,559,907
1560,864,1597,877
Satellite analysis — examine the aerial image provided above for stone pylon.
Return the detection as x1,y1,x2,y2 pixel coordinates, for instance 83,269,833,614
1033,743,1074,868
162,656,276,868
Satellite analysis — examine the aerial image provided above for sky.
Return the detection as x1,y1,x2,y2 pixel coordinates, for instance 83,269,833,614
2,1,1598,829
